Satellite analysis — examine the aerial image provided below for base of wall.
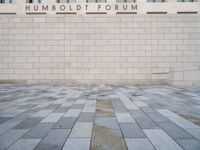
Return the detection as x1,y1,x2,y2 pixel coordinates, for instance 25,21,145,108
0,79,169,86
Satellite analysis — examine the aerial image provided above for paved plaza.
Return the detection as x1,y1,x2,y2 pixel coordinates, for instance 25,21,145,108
0,84,200,150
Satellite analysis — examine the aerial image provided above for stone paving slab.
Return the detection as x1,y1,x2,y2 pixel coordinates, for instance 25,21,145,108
23,123,54,139
7,139,41,150
0,84,200,150
144,129,183,150
69,122,93,138
125,138,155,150
62,138,90,150
120,123,146,138
34,129,70,150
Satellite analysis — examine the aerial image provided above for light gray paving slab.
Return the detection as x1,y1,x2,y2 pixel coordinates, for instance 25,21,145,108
157,109,200,129
125,138,155,150
116,113,135,123
75,99,86,104
85,100,96,106
157,109,180,118
144,129,183,150
62,138,90,150
116,92,139,110
82,106,96,113
7,139,41,150
70,122,93,138
61,102,73,107
41,113,64,123
186,128,200,140
168,116,200,129
95,117,120,130
64,109,81,117
134,101,148,107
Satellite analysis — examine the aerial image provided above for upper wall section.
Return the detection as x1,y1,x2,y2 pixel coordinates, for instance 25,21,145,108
0,0,200,15
0,14,200,87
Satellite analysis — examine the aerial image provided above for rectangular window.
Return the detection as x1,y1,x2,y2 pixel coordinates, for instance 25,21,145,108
86,0,107,3
56,0,76,3
116,0,136,2
0,0,15,3
177,0,194,2
26,0,46,3
147,0,166,2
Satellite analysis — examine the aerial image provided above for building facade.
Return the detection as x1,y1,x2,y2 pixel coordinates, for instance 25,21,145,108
0,1,200,86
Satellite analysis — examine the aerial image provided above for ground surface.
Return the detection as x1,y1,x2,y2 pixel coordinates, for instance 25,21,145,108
0,84,200,150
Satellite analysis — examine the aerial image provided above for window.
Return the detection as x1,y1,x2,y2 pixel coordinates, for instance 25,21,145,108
56,0,76,3
116,0,136,2
0,0,15,3
147,0,166,2
86,0,107,3
177,0,194,2
26,0,46,3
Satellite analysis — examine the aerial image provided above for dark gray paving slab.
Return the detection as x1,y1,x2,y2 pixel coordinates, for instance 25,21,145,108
53,117,77,129
120,123,146,138
0,120,22,136
159,122,194,139
77,113,94,122
0,116,13,124
125,138,155,150
140,107,155,113
176,138,200,150
23,123,54,139
44,104,60,110
34,129,70,150
0,129,28,150
18,104,37,109
14,117,43,129
7,138,41,150
71,104,84,109
53,107,69,113
111,100,128,113
147,112,170,123
134,117,160,129
129,109,147,119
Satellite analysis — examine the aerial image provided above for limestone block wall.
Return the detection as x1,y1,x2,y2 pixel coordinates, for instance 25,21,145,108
0,15,200,87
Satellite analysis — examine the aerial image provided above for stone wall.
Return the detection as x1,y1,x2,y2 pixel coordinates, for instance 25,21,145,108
0,15,200,86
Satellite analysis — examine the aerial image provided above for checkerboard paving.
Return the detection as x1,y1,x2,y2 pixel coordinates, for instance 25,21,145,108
0,84,200,150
